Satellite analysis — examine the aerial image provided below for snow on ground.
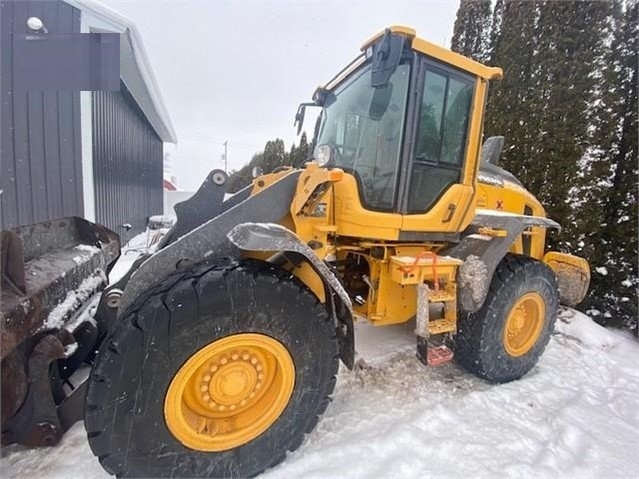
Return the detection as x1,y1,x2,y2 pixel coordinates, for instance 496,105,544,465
2,307,637,479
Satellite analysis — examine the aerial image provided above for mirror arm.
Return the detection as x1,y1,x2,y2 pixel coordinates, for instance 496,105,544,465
294,102,315,135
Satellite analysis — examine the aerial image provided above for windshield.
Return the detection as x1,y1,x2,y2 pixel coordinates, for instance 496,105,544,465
314,63,410,210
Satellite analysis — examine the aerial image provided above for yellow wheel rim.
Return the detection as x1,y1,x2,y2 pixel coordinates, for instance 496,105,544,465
164,333,295,451
503,292,545,357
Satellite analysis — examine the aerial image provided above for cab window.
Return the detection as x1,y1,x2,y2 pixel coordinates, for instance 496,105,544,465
407,66,474,213
315,63,411,211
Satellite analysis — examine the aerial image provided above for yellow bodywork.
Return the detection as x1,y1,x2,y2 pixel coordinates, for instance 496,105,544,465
477,179,548,260
242,26,589,334
361,25,503,81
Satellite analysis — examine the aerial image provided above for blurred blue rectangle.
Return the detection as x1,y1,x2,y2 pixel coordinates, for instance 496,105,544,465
13,32,120,91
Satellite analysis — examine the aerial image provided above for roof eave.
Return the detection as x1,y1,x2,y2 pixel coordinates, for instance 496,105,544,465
65,0,178,143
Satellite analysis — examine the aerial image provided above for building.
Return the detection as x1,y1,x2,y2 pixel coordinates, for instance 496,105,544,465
163,178,178,191
0,0,177,238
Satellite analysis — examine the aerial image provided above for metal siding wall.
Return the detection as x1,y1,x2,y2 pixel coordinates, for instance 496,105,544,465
92,82,163,242
0,0,82,229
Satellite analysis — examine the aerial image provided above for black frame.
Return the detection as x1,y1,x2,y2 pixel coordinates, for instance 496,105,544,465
396,56,476,215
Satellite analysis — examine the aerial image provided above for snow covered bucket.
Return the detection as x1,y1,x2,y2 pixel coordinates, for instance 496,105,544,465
1,217,120,350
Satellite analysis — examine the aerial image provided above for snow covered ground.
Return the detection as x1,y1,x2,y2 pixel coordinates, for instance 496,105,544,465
2,308,637,478
2,232,637,478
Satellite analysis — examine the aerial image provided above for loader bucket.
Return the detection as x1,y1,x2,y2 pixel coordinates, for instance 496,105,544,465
1,217,119,446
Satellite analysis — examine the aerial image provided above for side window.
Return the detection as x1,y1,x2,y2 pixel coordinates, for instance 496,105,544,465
408,67,474,213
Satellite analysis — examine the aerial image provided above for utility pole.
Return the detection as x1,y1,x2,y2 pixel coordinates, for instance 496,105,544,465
222,141,228,173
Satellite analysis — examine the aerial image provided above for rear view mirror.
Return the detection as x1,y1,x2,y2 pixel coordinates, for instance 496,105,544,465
293,102,314,135
369,83,393,121
371,29,403,88
480,136,505,165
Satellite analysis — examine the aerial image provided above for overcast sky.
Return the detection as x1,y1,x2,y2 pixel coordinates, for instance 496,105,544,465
102,0,458,191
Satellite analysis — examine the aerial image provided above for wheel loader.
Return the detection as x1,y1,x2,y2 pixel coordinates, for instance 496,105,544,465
0,26,590,477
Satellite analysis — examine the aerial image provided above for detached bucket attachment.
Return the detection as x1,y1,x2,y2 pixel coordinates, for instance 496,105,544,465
1,217,120,446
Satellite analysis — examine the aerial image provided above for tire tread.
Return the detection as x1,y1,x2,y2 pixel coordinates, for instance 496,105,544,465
85,259,338,478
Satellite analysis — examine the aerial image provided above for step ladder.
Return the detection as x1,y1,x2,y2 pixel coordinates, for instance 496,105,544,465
388,254,460,367
415,283,456,366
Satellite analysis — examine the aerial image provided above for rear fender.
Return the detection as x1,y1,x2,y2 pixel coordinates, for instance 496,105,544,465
228,222,355,369
443,211,560,313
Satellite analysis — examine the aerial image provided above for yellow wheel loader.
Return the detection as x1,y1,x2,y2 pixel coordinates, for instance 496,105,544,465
0,26,590,477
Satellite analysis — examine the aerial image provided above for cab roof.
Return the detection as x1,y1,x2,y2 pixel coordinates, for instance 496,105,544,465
362,25,503,81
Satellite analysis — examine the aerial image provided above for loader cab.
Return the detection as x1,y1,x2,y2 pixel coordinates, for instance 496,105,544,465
310,27,502,240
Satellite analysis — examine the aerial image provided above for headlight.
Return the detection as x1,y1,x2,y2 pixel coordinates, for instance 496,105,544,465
314,144,335,167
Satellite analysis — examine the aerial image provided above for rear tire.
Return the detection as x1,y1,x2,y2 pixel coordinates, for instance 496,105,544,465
455,254,559,383
85,260,338,478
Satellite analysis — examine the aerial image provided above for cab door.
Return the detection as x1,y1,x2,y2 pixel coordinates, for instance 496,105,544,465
399,57,485,235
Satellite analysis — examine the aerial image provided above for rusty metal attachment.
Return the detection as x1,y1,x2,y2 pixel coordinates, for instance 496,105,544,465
1,217,119,447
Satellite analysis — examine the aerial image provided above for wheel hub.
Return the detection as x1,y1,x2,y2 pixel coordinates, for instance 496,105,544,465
164,333,295,451
503,292,545,357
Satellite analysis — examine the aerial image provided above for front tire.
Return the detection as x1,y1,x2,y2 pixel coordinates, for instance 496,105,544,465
455,254,559,383
85,260,338,478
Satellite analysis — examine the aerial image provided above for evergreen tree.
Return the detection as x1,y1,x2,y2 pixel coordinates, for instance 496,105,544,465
291,132,310,166
451,0,493,62
488,0,505,62
486,1,612,247
532,1,612,248
583,1,638,332
227,151,261,193
485,1,543,196
227,134,311,193
465,0,637,331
